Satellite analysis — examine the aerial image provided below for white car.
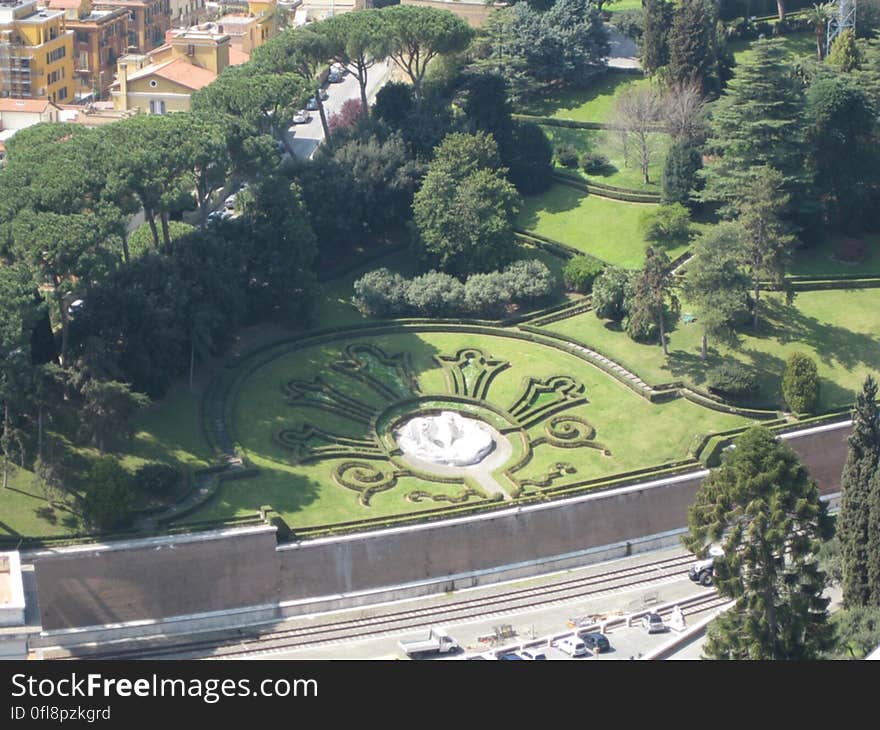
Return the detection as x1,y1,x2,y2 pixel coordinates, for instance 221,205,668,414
554,636,588,657
292,109,311,124
517,649,547,661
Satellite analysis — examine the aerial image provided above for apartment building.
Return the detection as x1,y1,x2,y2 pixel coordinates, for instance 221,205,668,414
93,0,169,52
0,0,74,101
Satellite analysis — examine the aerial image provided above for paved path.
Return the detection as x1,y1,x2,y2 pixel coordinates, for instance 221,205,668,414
607,24,641,70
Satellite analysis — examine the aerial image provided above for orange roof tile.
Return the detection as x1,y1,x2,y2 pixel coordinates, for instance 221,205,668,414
152,57,216,90
0,98,54,114
48,0,83,8
229,47,250,66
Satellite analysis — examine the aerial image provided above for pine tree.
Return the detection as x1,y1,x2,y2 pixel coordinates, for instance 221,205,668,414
699,39,805,213
667,0,719,96
662,138,702,206
683,427,832,659
838,375,880,607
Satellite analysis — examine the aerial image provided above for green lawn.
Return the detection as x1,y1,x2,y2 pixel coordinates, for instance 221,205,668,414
525,72,651,124
607,0,643,12
790,234,880,277
541,125,669,192
728,32,817,67
545,288,880,411
187,329,752,527
518,184,692,268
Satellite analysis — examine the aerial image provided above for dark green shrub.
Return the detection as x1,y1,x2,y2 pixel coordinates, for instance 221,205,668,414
464,271,511,316
640,203,691,246
556,144,579,168
506,121,554,195
580,151,611,175
563,256,605,293
405,271,465,316
623,308,658,343
707,361,759,397
134,462,181,495
352,268,409,317
84,456,135,531
782,352,820,413
503,260,555,301
592,267,633,321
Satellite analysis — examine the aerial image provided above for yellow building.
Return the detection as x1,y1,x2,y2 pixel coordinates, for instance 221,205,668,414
48,0,128,99
93,0,170,53
0,0,75,102
110,24,228,113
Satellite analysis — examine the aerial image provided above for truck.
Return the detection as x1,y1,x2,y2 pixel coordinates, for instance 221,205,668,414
398,627,459,658
688,545,724,586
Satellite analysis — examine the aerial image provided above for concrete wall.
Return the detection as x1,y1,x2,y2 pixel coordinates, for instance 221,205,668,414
33,527,279,632
31,421,851,633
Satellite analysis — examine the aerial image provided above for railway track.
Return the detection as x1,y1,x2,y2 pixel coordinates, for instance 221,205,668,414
48,552,701,660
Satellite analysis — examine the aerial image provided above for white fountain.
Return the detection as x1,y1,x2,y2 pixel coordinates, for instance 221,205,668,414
394,411,496,467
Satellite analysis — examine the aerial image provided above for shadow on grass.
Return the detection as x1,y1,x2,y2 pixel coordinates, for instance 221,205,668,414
518,185,586,230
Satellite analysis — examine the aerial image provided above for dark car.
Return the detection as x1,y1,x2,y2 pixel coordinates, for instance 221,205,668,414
499,653,524,660
580,632,610,653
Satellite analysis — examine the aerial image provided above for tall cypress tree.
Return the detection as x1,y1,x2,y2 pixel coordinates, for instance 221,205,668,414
667,0,718,96
641,0,674,74
838,375,880,608
869,467,880,605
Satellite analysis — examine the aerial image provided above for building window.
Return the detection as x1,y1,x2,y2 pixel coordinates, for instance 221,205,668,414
149,99,166,115
149,79,157,87
58,86,67,101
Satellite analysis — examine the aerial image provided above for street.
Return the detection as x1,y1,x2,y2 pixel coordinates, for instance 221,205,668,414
284,58,395,159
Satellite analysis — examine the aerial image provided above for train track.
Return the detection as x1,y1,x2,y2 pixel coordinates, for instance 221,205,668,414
50,553,701,660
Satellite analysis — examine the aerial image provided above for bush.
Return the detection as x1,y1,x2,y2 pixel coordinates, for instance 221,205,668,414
133,462,181,495
405,271,465,316
623,307,658,343
352,268,409,317
640,204,691,247
782,352,820,414
592,267,633,321
503,260,555,301
506,121,554,195
707,362,759,398
83,456,135,531
464,271,511,316
580,151,611,175
563,256,604,293
556,144,579,168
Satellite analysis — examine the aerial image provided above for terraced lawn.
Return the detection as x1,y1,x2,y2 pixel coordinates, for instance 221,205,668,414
524,72,651,124
518,184,692,268
541,125,669,192
545,288,880,411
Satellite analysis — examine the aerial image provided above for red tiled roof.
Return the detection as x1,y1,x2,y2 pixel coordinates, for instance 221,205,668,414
228,47,250,66
152,57,216,90
0,98,54,113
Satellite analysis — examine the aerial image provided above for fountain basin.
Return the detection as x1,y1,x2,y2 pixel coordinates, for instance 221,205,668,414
394,411,496,467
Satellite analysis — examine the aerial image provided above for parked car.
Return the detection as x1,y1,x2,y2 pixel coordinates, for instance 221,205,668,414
642,612,667,634
499,653,524,660
580,632,610,653
554,636,588,657
517,649,547,661
318,88,329,100
292,109,311,124
328,70,343,84
306,97,319,111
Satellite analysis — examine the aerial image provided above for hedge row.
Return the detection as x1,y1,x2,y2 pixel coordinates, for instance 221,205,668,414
515,230,588,261
316,243,409,283
514,114,667,135
553,169,662,200
680,388,782,420
552,172,661,204
527,300,594,327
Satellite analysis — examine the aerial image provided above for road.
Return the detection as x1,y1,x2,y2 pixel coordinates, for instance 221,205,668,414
284,59,395,160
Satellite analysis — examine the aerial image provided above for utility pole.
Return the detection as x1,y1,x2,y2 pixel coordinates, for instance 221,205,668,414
826,0,857,56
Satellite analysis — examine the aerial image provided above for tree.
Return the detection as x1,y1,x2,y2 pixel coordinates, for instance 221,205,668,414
540,0,610,86
612,86,663,184
782,352,820,414
592,267,633,321
83,456,135,531
662,80,707,144
667,0,721,97
734,166,797,332
827,28,862,72
682,224,750,360
662,139,703,206
640,203,691,248
683,426,832,660
327,98,365,136
79,378,150,453
827,606,880,658
248,27,333,140
505,121,554,195
804,77,879,232
640,0,674,74
837,375,880,608
412,133,520,276
699,40,805,214
807,3,836,61
382,5,474,99
321,10,391,114
627,247,679,355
